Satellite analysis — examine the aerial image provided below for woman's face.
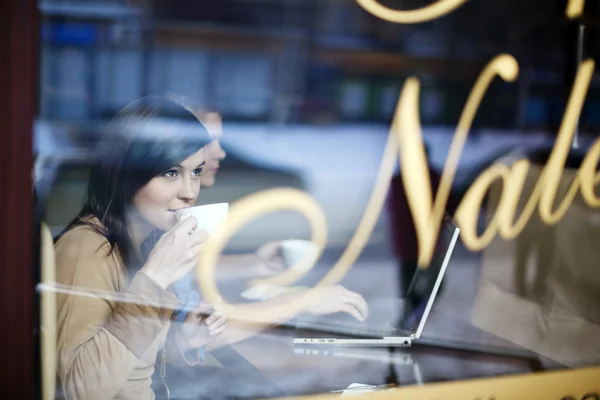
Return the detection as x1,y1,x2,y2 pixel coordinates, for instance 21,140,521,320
200,138,226,188
132,147,207,231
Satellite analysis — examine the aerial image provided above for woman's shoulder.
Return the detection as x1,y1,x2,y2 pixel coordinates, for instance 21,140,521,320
54,217,123,286
55,217,115,261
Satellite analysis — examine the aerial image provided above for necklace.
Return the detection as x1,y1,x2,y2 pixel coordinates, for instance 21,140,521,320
154,346,170,400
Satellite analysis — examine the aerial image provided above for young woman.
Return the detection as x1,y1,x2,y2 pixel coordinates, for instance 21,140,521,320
54,97,368,399
54,97,227,399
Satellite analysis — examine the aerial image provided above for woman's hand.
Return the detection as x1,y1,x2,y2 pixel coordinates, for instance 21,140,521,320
141,216,209,289
254,241,286,277
178,303,227,349
303,285,369,322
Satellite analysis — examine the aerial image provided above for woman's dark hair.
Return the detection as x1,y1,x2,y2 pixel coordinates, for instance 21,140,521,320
57,96,211,270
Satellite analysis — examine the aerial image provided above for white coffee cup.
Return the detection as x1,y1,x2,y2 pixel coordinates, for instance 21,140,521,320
280,239,319,272
175,203,229,234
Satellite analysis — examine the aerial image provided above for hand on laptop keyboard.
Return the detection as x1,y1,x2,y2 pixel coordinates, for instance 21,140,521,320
302,285,369,321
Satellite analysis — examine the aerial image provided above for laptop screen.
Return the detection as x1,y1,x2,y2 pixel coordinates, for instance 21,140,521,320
400,213,460,338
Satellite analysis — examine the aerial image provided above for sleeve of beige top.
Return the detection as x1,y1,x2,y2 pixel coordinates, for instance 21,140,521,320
55,227,180,400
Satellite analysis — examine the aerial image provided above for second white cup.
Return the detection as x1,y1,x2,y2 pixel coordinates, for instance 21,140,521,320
280,239,319,272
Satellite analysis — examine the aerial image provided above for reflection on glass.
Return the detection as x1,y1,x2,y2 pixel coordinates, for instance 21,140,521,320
33,0,600,397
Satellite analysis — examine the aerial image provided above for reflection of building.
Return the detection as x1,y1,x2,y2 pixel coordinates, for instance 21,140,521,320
39,1,145,120
39,0,600,130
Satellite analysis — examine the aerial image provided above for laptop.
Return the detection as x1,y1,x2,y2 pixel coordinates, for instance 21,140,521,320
293,214,460,348
293,345,414,365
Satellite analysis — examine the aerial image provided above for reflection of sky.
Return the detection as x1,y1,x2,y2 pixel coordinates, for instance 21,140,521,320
35,119,553,210
196,123,550,233
219,123,552,183
35,120,553,245
36,119,554,176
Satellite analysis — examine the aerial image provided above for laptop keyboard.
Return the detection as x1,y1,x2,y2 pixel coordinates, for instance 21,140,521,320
294,297,408,337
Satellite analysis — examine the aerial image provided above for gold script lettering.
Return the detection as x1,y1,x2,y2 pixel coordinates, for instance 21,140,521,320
356,0,585,24
199,189,331,321
400,54,519,265
457,59,595,250
537,60,594,224
355,0,468,23
566,0,586,18
455,165,507,248
579,139,600,206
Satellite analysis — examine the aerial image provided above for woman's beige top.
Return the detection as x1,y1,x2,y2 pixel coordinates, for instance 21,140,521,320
55,221,183,400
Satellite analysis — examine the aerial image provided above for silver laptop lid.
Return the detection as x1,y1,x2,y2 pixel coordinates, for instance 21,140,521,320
404,214,460,339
